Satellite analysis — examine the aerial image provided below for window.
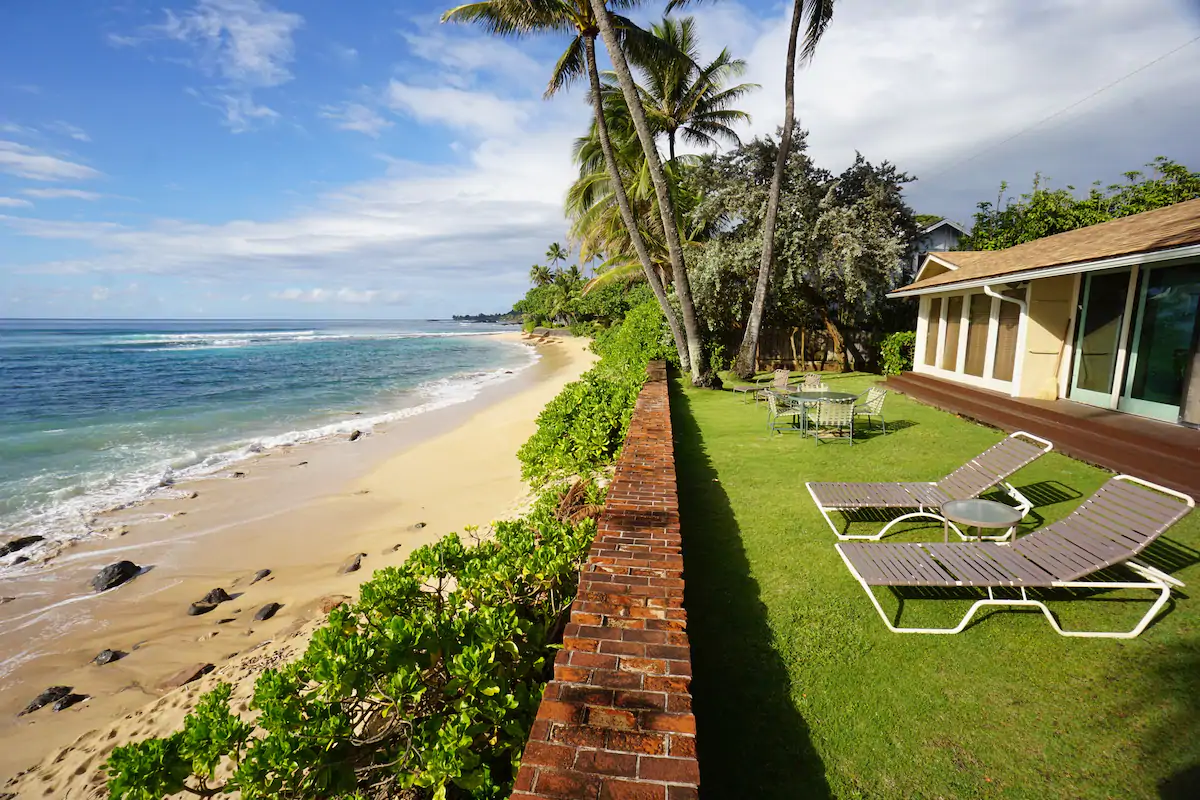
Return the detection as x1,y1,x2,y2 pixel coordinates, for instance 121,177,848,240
924,297,942,366
992,298,1021,382
941,296,963,370
963,294,991,377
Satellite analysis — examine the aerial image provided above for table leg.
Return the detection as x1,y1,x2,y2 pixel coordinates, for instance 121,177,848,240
944,517,949,544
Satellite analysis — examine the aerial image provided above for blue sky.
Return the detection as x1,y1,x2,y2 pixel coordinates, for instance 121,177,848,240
2,0,1199,319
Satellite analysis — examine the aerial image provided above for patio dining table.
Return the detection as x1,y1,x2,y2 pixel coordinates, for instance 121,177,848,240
775,389,859,436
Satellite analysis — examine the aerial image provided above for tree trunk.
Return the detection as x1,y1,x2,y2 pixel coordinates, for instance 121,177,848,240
590,0,710,386
732,0,804,380
583,36,690,373
820,309,850,372
668,131,676,163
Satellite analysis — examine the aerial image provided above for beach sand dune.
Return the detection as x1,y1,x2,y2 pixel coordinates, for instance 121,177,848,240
0,334,594,798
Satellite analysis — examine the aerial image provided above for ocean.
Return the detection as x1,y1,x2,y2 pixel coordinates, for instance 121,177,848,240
0,319,534,569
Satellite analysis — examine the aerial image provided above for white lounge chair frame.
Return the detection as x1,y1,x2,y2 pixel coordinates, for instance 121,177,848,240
835,476,1194,638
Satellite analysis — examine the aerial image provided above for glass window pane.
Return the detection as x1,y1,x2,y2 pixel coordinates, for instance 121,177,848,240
964,294,991,377
992,300,1021,382
1129,264,1200,407
1076,271,1130,394
924,298,942,366
942,296,963,371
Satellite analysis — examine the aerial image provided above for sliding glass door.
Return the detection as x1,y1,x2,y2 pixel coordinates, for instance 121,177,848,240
1069,268,1132,407
1119,263,1200,422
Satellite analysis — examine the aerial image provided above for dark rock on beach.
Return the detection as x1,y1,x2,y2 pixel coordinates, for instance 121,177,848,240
411,522,426,530
158,663,213,691
19,686,71,716
317,594,351,614
232,471,246,479
13,556,28,565
93,649,125,666
253,602,282,621
0,536,43,557
52,693,88,712
250,568,271,585
348,430,363,442
91,561,140,592
188,601,217,616
201,588,232,605
338,553,366,574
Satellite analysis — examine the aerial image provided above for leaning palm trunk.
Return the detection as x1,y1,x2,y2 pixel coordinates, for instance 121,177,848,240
733,1,802,379
733,0,833,379
584,36,691,372
590,0,708,385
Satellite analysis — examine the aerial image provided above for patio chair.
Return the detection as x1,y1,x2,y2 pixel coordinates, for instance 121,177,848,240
800,373,827,391
766,391,804,435
806,431,1053,540
809,397,855,445
755,369,790,405
854,386,888,432
835,475,1194,638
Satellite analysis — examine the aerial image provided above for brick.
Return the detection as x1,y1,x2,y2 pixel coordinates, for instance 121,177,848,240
591,669,644,690
534,768,602,798
559,685,616,706
574,749,638,778
537,701,584,724
587,706,639,731
599,779,668,800
667,787,700,800
555,665,591,683
666,693,692,713
618,657,667,675
514,766,535,791
640,712,696,734
553,724,608,748
523,740,577,769
599,640,647,657
667,735,697,759
614,690,667,710
607,730,667,755
638,756,701,784
642,676,690,693
570,652,619,670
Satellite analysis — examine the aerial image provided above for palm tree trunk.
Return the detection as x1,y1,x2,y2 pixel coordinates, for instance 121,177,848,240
590,0,709,385
732,0,803,380
583,36,690,373
668,131,676,164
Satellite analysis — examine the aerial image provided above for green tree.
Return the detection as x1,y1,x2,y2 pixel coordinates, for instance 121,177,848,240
915,213,943,228
529,263,553,286
962,157,1200,250
442,0,693,373
628,16,757,163
545,241,569,268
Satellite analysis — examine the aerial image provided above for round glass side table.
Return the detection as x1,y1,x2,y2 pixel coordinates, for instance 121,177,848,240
940,498,1024,543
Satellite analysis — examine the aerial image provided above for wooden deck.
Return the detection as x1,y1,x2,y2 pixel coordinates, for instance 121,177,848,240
885,372,1200,500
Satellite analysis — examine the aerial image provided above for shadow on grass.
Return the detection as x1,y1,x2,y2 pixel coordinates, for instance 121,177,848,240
671,381,831,799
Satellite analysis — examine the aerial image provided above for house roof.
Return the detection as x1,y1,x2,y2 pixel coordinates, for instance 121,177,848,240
920,218,968,236
892,198,1200,296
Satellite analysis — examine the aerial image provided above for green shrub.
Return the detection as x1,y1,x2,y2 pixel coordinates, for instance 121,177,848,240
880,330,916,375
106,485,602,800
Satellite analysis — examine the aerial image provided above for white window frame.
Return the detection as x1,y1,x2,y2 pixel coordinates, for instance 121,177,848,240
914,289,1019,394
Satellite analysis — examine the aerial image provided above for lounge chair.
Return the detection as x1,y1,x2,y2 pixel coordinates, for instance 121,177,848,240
806,431,1053,540
853,387,888,432
835,475,1194,638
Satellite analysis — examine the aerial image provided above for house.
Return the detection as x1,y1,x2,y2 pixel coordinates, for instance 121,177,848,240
912,218,968,272
889,198,1200,428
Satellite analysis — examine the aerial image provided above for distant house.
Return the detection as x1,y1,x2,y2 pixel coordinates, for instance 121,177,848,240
889,198,1200,427
912,218,968,272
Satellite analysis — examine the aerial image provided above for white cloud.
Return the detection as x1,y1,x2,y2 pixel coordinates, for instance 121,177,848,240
329,43,358,64
270,287,406,304
216,93,280,132
385,81,531,136
401,28,543,86
22,188,104,200
158,0,302,87
0,140,102,181
0,196,33,208
91,286,111,301
320,102,392,138
46,121,91,142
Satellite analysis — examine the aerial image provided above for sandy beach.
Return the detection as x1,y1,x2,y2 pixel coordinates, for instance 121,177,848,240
0,333,594,797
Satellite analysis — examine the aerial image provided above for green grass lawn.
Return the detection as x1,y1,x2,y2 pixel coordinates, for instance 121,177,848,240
673,373,1200,800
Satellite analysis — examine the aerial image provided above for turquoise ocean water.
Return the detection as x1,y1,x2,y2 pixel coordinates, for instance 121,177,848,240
0,320,533,568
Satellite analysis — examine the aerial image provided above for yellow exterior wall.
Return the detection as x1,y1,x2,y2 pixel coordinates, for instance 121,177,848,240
1018,275,1077,399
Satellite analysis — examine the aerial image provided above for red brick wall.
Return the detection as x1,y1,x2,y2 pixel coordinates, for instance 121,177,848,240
512,361,698,800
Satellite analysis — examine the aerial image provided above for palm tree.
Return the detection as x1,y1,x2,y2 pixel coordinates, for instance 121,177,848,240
546,241,570,269
529,263,553,287
563,263,584,283
589,0,710,384
441,0,693,373
669,0,835,378
627,16,757,163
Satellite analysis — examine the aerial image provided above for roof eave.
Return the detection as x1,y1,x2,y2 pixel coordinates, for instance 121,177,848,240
888,242,1200,298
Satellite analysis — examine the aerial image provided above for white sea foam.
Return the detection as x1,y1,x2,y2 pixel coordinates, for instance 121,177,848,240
113,329,507,350
0,342,538,575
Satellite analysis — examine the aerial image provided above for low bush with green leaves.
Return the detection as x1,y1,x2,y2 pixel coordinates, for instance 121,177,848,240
879,330,916,375
105,484,603,800
518,295,674,485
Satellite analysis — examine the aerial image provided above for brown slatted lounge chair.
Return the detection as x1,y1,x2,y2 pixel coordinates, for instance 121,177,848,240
836,475,1194,638
807,431,1053,541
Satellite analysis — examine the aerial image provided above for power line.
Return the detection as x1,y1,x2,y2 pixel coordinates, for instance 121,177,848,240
921,33,1200,183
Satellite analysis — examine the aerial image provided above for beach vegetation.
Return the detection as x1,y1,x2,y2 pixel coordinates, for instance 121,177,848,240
105,484,602,800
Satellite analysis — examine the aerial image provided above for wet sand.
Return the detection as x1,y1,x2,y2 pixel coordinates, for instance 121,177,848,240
0,333,594,796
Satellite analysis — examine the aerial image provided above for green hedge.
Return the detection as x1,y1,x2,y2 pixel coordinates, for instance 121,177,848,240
104,296,672,799
880,330,916,375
